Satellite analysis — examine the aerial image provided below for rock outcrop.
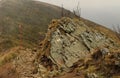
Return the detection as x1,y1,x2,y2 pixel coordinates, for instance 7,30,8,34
37,17,120,78
39,17,119,67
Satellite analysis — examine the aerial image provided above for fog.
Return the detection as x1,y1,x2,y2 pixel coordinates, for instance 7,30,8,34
37,0,120,29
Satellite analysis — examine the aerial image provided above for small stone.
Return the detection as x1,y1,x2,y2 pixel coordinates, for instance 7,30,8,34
100,48,109,55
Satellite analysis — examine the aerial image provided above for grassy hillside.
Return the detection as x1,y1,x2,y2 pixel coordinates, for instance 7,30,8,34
0,0,65,51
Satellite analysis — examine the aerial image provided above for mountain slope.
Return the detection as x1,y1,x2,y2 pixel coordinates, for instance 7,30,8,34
0,0,66,51
0,17,120,78
0,0,120,78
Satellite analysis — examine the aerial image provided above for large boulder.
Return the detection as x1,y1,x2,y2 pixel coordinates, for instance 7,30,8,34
39,17,120,69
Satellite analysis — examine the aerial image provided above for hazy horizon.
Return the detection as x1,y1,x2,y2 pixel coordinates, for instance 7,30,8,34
37,0,120,30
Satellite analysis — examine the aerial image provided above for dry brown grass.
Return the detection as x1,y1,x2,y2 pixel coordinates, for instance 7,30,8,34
0,47,20,66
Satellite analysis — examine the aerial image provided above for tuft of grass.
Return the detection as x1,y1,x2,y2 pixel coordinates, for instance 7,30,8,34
0,47,19,66
0,53,17,66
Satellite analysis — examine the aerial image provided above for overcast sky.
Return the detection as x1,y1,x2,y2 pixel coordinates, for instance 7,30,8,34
37,0,120,29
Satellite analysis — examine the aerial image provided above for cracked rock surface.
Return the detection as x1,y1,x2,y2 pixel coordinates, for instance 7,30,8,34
42,17,119,68
38,17,120,78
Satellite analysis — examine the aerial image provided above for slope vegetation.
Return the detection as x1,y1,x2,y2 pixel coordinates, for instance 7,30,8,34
0,0,65,51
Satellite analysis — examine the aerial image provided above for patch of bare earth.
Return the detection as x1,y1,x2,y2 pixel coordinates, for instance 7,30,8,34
0,63,18,78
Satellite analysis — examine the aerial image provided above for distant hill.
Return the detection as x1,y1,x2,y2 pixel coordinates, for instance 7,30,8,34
0,0,73,51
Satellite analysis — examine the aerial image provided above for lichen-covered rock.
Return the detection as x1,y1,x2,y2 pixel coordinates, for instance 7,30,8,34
38,17,120,78
40,17,119,69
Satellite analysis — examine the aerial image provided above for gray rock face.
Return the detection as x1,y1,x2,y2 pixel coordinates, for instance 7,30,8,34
41,17,119,69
